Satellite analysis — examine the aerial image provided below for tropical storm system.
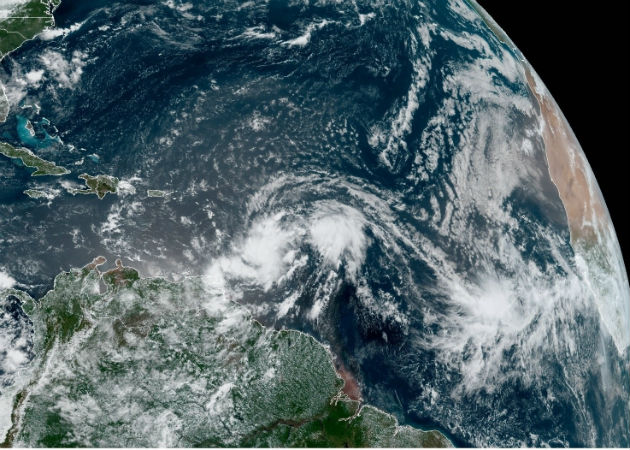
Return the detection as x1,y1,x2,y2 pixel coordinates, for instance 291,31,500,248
0,0,628,447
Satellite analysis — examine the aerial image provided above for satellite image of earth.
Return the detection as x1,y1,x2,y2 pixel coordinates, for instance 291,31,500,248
0,0,628,447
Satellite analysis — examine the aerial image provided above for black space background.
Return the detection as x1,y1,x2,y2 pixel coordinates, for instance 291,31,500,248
477,1,629,273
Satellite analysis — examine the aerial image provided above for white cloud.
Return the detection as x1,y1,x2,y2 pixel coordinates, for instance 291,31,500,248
39,21,84,40
308,203,367,277
0,271,16,289
25,69,44,84
39,50,88,89
0,0,30,19
284,20,329,47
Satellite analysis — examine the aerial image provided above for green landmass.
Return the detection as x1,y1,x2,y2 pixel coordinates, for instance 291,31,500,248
242,402,451,448
0,261,451,448
0,0,62,123
147,189,167,198
23,188,57,200
0,141,69,176
23,189,48,199
0,0,61,57
69,173,119,199
0,85,7,123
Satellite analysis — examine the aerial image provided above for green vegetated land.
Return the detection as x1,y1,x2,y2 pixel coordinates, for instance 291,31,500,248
69,173,119,199
1,2,124,201
0,261,451,448
0,0,61,57
147,189,167,198
23,188,49,198
0,141,69,175
0,143,122,197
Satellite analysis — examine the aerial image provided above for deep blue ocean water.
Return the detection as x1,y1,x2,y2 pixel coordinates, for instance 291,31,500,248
0,0,628,446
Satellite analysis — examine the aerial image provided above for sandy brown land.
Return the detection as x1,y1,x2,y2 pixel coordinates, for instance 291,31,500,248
83,255,107,271
523,67,609,246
